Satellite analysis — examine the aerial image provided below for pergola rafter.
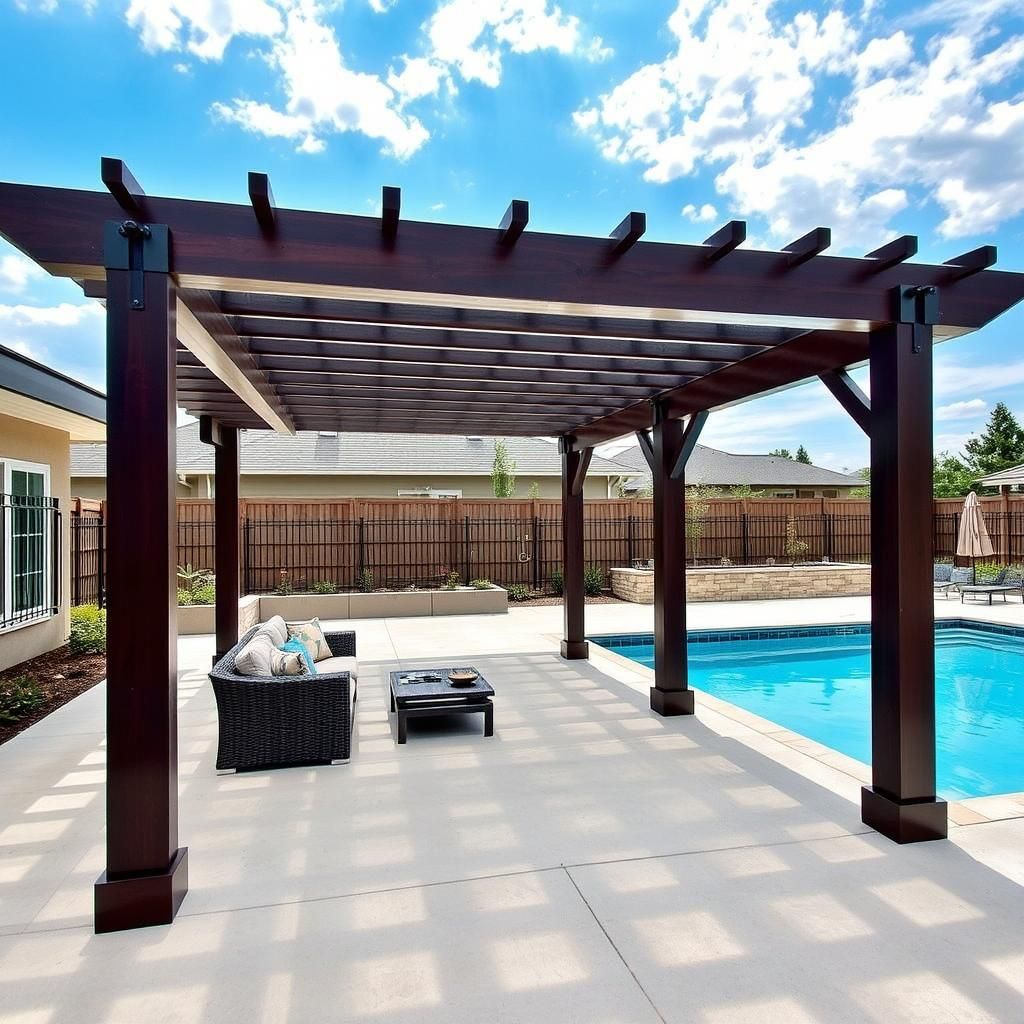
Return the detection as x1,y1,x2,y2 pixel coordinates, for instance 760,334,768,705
2,159,1022,936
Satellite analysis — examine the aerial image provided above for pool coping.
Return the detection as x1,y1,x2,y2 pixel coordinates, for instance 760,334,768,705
586,619,1024,829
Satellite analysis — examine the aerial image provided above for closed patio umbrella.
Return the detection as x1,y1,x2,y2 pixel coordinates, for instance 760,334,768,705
956,491,994,583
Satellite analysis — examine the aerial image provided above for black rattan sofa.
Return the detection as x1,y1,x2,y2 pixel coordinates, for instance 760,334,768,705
210,626,357,771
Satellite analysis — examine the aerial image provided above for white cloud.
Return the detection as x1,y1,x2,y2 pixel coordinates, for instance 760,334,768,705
387,55,448,104
0,253,44,294
575,0,1024,246
125,0,283,60
367,0,395,11
936,398,988,421
934,358,1024,399
430,201,446,211
682,202,717,223
0,301,106,390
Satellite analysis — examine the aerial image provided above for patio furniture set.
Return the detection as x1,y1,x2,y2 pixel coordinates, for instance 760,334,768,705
933,563,1024,604
209,614,494,771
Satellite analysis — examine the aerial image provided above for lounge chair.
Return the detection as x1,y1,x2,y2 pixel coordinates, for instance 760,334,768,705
957,566,1024,605
933,562,955,598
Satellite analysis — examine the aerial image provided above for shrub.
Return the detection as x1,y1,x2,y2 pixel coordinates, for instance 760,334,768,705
358,568,375,593
311,579,338,594
191,581,216,605
0,675,44,724
584,564,605,597
69,604,106,654
507,583,531,602
974,561,1003,583
469,578,493,590
784,517,810,564
275,570,294,596
176,564,215,605
550,569,564,596
442,569,461,590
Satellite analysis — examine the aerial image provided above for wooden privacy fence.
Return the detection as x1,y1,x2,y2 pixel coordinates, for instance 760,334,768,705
70,494,1024,604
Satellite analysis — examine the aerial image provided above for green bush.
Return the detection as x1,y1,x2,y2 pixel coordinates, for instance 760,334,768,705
0,675,44,724
311,579,338,594
358,568,375,593
69,604,106,654
506,583,531,602
176,564,216,605
442,569,461,590
469,578,493,590
550,569,564,596
584,564,605,597
275,570,294,596
974,561,1003,583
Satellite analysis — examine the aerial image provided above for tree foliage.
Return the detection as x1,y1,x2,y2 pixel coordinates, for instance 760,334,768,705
933,452,976,498
963,402,1024,477
769,448,793,459
684,483,720,562
795,445,811,464
491,439,517,497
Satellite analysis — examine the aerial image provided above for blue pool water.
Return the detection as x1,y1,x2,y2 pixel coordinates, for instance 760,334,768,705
593,622,1024,800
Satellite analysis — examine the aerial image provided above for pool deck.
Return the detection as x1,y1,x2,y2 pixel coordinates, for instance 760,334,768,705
3,595,1024,1022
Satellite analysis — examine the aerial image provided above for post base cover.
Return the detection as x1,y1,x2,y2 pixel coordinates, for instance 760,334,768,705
861,787,947,844
95,847,189,933
560,639,589,660
650,687,695,717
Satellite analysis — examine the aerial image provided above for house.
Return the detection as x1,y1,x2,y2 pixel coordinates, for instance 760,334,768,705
70,422,638,500
608,442,866,498
0,344,105,671
978,464,1024,493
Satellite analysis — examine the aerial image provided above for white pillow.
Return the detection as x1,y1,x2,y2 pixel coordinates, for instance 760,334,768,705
286,618,331,662
259,615,288,647
269,646,307,676
234,632,276,676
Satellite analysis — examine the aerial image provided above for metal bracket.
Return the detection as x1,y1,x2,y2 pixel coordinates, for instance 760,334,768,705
103,220,170,310
893,284,939,353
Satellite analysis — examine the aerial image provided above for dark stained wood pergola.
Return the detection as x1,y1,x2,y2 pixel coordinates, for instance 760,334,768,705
1,160,1022,933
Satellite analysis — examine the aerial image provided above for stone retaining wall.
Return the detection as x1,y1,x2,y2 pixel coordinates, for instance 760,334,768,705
610,564,871,604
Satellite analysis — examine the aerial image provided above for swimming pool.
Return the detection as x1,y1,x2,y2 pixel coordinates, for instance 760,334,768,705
592,620,1024,800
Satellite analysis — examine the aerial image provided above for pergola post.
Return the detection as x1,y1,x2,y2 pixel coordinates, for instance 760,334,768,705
94,221,188,932
862,303,947,842
200,417,240,663
649,410,694,715
560,438,591,659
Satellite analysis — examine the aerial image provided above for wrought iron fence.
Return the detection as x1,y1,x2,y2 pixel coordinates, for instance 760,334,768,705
1,494,61,629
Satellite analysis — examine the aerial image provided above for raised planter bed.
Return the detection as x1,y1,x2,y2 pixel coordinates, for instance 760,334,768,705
178,594,261,636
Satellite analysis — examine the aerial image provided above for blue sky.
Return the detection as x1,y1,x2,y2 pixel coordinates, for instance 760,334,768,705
1,0,1023,472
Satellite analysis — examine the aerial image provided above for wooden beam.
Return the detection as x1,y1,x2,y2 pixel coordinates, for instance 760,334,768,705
609,212,646,257
703,220,745,263
198,414,223,446
100,157,145,216
862,321,947,843
248,172,275,235
381,185,400,240
498,200,528,247
864,235,917,272
819,368,871,436
176,290,295,434
262,383,633,408
3,183,1018,335
650,415,693,716
571,447,593,497
784,227,831,268
635,428,655,470
670,410,708,480
945,245,997,281
560,440,589,659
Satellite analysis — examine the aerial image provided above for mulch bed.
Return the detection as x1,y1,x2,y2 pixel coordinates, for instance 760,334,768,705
509,594,626,607
0,645,107,746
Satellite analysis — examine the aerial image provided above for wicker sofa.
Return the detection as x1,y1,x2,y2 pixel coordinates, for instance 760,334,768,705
209,625,357,771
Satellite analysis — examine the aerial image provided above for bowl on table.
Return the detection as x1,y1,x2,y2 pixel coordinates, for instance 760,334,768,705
448,669,479,687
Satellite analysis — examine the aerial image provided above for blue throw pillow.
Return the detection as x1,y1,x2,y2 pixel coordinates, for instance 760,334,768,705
280,637,317,675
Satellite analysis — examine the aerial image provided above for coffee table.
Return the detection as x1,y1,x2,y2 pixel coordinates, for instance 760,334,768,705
388,667,494,744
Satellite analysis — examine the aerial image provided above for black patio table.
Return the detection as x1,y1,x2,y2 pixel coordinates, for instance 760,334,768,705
389,668,495,744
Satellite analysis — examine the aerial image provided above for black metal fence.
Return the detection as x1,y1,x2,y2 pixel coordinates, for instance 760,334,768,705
1,494,61,629
69,509,1024,603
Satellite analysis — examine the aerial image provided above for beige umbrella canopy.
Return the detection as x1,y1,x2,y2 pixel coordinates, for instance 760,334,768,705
956,491,995,582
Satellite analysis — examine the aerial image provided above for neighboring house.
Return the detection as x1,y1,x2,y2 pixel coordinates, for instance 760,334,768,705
609,442,865,498
978,464,1024,493
71,422,639,500
1,345,105,671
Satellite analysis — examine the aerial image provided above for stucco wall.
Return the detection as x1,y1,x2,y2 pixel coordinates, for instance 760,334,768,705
0,412,72,671
73,473,616,499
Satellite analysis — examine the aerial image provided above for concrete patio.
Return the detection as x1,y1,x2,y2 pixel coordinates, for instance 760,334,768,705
3,596,1024,1022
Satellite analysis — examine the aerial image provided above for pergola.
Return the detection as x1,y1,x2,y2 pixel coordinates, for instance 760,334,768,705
1,160,1022,934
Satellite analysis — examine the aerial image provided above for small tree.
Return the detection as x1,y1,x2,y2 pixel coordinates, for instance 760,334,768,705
795,445,811,464
527,481,540,499
850,466,870,498
963,402,1024,477
685,483,720,563
491,439,517,497
729,483,754,498
769,448,793,460
784,517,810,564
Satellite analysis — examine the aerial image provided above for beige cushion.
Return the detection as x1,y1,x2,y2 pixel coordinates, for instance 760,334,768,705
259,615,288,647
286,617,331,662
315,656,358,681
269,646,307,677
234,632,276,677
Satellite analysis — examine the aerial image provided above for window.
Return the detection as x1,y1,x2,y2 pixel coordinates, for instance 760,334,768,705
822,489,839,499
2,458,57,630
797,489,815,499
397,487,463,499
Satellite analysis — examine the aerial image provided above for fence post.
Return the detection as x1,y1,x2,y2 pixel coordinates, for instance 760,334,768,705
741,513,750,565
823,511,832,561
532,515,540,590
464,516,472,582
627,514,635,566
357,517,366,582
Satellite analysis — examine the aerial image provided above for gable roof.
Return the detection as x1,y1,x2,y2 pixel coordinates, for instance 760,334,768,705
71,422,638,478
978,463,1024,487
608,443,864,488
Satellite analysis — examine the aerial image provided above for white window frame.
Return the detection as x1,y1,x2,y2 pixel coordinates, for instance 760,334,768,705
397,487,463,499
2,457,53,632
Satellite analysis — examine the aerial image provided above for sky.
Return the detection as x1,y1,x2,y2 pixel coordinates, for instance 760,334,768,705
1,0,1023,473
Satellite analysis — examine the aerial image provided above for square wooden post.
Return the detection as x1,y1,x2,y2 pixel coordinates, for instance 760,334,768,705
200,418,240,662
862,318,947,842
650,414,693,715
95,222,188,932
560,439,591,659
